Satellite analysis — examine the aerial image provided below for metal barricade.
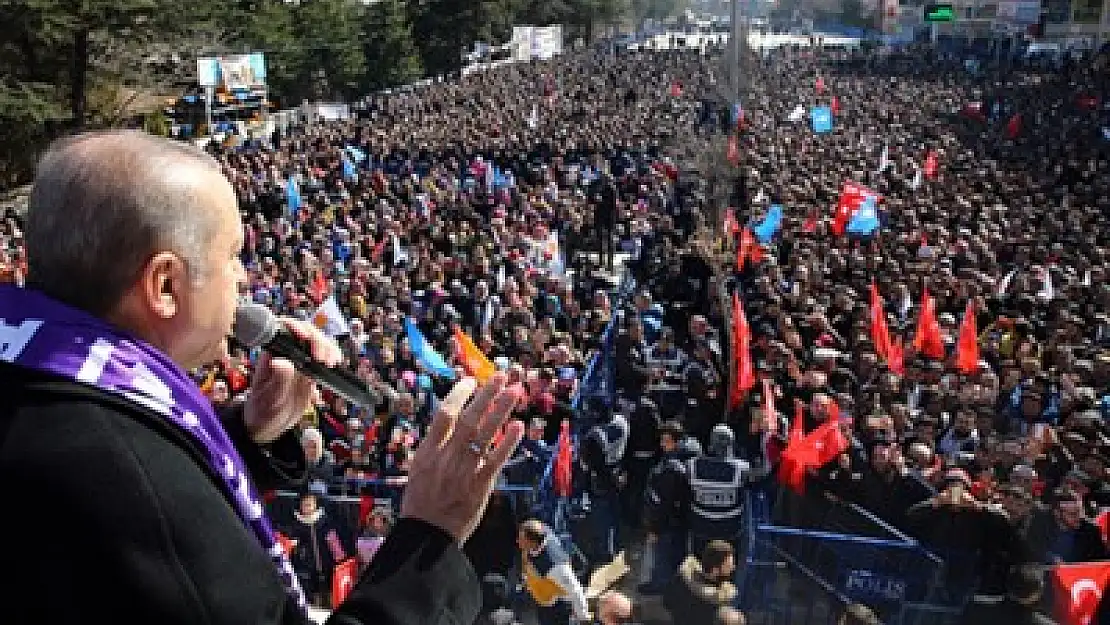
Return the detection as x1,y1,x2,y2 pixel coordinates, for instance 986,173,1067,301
737,488,966,625
267,480,539,538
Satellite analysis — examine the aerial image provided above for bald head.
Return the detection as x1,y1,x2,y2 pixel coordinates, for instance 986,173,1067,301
26,131,228,315
597,591,632,625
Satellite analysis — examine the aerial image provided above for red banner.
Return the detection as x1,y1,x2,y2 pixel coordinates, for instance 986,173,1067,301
332,557,359,607
1053,562,1110,625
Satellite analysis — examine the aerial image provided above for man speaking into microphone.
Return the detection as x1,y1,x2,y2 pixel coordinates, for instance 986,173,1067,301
0,131,524,625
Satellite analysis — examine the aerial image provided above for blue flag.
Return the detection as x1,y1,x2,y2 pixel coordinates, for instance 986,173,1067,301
493,167,514,189
731,102,744,126
847,195,880,235
344,145,367,163
811,106,833,133
341,156,356,181
285,176,302,217
753,204,783,244
403,317,456,379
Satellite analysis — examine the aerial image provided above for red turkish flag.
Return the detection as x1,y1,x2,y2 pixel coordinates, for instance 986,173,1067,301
811,419,850,467
962,101,987,122
887,337,906,376
370,236,388,263
729,293,755,408
736,228,760,271
912,287,945,360
225,365,248,393
778,403,848,493
723,208,740,235
815,76,826,94
358,495,375,526
1077,94,1100,110
923,151,939,179
869,281,892,360
669,81,683,97
739,228,763,266
802,213,818,233
332,558,359,606
778,400,810,494
955,299,980,375
1098,510,1110,546
309,271,328,305
830,96,840,116
553,419,573,497
1053,562,1110,625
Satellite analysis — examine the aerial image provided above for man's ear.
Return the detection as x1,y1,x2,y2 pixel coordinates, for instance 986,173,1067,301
142,252,189,320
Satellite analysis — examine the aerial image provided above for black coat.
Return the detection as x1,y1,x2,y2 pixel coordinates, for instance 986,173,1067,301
0,363,480,625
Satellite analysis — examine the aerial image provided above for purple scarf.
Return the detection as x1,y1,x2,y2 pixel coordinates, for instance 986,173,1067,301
0,284,306,610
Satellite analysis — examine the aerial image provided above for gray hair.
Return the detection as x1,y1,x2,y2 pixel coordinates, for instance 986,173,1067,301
300,427,323,447
26,130,226,315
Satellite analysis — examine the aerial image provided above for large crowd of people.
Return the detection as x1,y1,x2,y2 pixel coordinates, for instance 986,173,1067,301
185,43,720,617
3,29,1109,625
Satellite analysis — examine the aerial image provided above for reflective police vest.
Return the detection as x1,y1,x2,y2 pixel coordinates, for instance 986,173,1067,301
687,456,748,537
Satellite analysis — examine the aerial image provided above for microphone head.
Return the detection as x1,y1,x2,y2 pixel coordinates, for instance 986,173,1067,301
233,303,279,348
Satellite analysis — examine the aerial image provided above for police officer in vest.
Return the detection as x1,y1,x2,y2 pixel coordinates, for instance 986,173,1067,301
517,519,589,625
578,408,630,568
687,424,750,557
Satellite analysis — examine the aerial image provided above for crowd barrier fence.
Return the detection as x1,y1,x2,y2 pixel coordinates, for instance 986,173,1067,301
737,487,967,625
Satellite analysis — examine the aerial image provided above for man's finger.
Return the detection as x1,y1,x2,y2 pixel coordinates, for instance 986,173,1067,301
441,377,478,417
457,374,506,435
473,389,519,449
426,377,477,448
280,317,342,367
479,419,525,482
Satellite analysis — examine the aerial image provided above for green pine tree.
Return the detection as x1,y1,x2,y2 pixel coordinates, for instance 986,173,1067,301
239,0,305,105
293,0,367,101
362,0,424,92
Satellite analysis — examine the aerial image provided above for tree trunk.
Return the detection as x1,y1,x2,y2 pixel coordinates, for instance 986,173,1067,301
71,28,89,129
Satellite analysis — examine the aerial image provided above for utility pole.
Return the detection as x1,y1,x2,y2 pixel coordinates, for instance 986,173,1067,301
730,0,740,102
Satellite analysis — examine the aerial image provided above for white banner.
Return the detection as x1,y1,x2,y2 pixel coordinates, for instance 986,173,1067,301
511,25,563,61
196,53,267,90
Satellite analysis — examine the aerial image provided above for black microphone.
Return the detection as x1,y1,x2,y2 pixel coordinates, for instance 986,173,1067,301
232,303,378,408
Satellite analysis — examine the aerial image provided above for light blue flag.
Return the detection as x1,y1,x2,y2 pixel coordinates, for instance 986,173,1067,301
285,176,302,217
493,167,514,189
811,106,833,134
847,195,880,235
341,156,356,181
345,145,367,163
731,102,744,126
403,317,456,379
753,204,783,244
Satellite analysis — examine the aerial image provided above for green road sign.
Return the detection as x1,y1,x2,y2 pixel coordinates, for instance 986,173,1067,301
924,3,956,21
